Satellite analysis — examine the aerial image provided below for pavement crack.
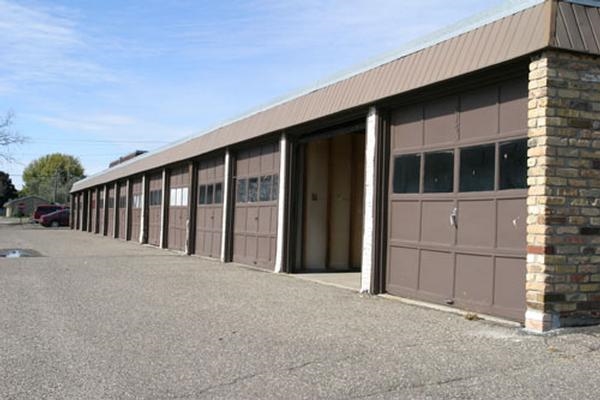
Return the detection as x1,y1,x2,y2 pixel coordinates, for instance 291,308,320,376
194,372,261,396
349,364,532,399
192,355,358,397
285,354,357,372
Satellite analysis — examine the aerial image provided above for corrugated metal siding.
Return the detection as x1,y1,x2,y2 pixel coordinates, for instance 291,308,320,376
554,1,600,54
72,2,553,192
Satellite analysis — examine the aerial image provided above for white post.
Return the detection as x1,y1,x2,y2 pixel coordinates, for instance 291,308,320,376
139,174,146,243
220,150,231,263
361,107,378,293
274,133,288,273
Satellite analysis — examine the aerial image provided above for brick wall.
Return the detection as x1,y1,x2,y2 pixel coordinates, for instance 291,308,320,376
527,50,600,332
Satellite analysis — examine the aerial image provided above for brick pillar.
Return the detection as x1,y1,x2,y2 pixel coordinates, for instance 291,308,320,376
527,51,600,332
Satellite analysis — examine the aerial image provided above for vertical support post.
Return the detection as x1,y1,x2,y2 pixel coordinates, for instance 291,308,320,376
160,168,169,249
187,161,198,255
125,179,131,241
361,107,379,293
373,111,390,294
275,133,288,273
112,182,118,238
221,149,233,263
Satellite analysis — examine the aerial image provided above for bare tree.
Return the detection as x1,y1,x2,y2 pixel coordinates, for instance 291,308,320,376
1,111,27,162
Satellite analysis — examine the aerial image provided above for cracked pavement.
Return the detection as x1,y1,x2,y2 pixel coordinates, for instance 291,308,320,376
1,224,600,399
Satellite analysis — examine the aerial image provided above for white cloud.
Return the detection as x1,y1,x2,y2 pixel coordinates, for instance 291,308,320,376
0,0,114,87
34,113,137,133
158,0,503,61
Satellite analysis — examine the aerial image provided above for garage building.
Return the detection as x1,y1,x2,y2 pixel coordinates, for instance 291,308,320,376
71,0,600,332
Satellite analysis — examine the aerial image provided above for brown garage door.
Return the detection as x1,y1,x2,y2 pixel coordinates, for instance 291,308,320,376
195,157,225,258
90,189,97,233
233,143,279,269
117,182,127,240
98,189,105,235
106,186,115,237
387,78,528,322
148,173,163,246
130,178,142,242
167,166,190,251
76,193,82,230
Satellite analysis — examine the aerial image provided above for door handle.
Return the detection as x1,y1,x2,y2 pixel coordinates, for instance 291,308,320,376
450,207,458,228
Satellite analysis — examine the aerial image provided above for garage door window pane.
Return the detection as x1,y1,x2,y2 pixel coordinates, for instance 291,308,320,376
199,185,206,205
260,175,272,201
206,185,214,205
424,151,454,193
393,154,420,193
237,179,247,203
182,187,188,207
500,139,527,190
271,175,279,201
248,177,259,202
460,145,495,192
214,183,223,204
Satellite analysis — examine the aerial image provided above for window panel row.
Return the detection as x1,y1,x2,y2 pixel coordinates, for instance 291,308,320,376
199,182,223,205
132,194,142,209
170,187,189,207
236,174,279,203
393,139,527,194
149,189,162,206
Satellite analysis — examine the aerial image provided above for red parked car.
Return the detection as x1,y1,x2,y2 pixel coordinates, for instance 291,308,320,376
40,209,70,227
32,204,65,222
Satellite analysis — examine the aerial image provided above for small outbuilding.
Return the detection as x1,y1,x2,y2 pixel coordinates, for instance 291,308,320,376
3,196,51,217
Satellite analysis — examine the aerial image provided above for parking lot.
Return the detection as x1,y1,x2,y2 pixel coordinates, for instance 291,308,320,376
1,222,600,399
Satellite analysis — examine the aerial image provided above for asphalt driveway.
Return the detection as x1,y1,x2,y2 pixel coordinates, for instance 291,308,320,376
1,223,600,399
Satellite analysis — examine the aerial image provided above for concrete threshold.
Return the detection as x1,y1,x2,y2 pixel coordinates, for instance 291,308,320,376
291,272,361,292
378,294,523,329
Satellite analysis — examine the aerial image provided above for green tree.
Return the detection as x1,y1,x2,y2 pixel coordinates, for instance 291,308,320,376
22,153,85,204
0,171,17,205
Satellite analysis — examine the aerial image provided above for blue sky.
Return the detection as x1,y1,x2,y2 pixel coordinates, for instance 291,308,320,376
0,0,506,189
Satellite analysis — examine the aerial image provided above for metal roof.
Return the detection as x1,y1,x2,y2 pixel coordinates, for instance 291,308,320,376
72,0,599,192
554,1,600,53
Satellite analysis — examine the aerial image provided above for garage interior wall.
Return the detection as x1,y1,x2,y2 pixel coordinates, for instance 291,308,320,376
301,133,365,271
